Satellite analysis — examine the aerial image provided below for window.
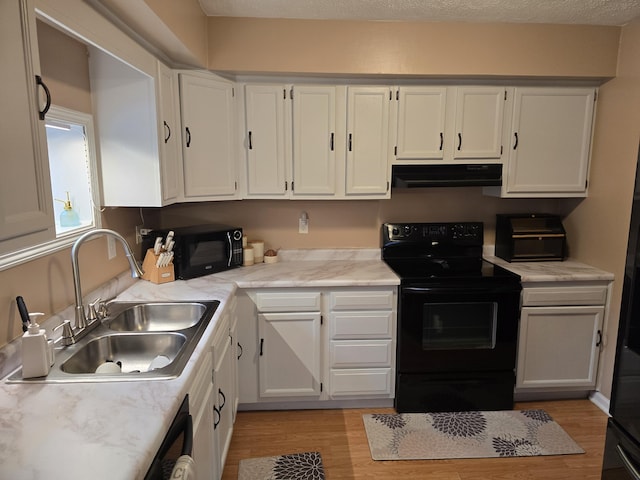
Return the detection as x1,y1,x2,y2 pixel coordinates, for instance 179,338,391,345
0,106,102,271
45,106,100,237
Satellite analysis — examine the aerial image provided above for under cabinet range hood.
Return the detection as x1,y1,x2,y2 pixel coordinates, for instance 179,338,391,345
391,164,502,188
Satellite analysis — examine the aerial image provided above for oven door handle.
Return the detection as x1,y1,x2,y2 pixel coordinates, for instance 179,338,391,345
403,285,519,294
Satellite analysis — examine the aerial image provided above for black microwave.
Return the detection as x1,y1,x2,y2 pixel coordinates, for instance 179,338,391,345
142,224,243,279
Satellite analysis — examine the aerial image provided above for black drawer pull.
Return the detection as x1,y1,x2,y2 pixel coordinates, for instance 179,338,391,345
218,388,226,410
259,338,264,356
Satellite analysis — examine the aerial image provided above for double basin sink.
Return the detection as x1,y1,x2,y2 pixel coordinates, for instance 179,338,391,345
9,300,219,383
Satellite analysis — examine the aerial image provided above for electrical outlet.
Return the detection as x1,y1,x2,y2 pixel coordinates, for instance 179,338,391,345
135,225,152,244
299,218,309,234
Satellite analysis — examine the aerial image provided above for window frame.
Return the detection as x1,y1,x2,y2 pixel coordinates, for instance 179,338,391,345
0,105,102,272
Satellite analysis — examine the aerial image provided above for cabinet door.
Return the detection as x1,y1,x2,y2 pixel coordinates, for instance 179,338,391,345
516,305,603,390
258,312,322,397
453,86,506,160
292,85,336,195
156,61,180,204
395,86,447,160
179,73,237,199
0,0,54,248
214,330,233,478
244,85,288,196
506,87,595,195
346,86,391,196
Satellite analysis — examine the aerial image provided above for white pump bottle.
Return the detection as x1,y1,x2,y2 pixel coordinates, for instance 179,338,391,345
22,312,53,379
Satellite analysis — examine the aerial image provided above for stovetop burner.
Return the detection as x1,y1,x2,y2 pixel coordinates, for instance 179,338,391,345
381,222,520,285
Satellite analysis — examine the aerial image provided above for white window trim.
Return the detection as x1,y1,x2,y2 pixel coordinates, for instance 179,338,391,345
0,106,102,272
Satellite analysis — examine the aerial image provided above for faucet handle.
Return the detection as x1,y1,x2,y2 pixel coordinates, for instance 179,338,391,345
87,298,101,322
54,320,76,346
97,300,108,319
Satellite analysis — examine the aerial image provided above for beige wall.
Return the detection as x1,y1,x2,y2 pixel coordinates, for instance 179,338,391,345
0,23,139,348
561,17,640,400
143,0,208,66
148,193,560,252
207,17,620,78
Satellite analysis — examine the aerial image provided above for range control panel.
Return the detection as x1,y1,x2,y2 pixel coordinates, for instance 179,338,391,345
382,222,483,245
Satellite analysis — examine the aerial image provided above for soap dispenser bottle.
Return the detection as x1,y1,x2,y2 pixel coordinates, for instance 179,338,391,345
22,312,52,379
55,191,80,227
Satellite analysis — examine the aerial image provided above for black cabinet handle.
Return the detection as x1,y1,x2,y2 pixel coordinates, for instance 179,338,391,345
513,132,519,150
185,127,191,148
439,132,443,151
348,133,352,152
36,75,51,120
218,388,226,410
248,131,253,150
213,405,220,429
596,329,603,347
457,133,462,151
259,338,264,356
237,342,243,360
330,132,334,151
163,121,171,143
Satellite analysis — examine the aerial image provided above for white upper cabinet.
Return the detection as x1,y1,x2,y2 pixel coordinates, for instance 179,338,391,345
498,87,596,197
90,49,178,207
394,86,505,164
244,84,288,197
291,85,337,196
179,72,238,200
395,87,447,160
346,86,392,197
0,0,54,252
156,61,180,204
452,86,506,160
485,87,596,198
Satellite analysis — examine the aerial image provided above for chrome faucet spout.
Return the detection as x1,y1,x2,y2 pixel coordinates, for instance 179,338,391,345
71,229,144,330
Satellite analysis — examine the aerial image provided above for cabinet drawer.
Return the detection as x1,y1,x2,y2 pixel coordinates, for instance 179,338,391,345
330,368,393,396
256,291,321,312
522,286,607,306
329,289,395,310
329,311,394,339
330,340,393,368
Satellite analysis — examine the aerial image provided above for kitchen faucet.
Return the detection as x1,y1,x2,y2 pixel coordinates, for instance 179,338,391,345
71,229,144,332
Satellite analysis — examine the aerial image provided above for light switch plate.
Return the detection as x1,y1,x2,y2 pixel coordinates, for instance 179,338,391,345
299,218,309,234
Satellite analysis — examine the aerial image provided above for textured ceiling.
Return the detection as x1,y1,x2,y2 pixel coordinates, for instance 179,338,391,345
198,0,640,26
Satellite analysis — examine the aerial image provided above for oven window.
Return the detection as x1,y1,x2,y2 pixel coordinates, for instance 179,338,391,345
422,302,497,350
188,240,225,266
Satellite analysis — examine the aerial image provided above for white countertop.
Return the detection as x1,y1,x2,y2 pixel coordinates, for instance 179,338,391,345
486,255,615,282
0,250,399,480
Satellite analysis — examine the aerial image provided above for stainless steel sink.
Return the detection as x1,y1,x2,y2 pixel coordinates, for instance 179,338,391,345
61,333,187,374
7,300,220,383
106,302,207,332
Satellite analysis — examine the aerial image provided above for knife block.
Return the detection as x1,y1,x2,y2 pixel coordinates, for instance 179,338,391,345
141,248,175,284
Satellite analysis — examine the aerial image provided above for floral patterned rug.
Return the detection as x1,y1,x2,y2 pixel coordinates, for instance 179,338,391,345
363,409,584,460
238,451,325,480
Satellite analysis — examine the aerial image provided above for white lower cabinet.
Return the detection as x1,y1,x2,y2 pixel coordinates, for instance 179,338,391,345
327,289,395,398
189,350,215,479
187,303,237,480
515,282,609,397
212,313,233,479
256,290,323,398
237,287,397,407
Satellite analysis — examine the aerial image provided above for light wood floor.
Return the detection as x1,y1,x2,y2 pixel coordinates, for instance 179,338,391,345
221,399,608,479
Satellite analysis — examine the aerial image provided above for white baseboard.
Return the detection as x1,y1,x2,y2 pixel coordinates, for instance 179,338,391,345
589,390,611,415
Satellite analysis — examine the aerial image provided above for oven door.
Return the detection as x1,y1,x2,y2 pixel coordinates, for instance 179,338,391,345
398,282,521,374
